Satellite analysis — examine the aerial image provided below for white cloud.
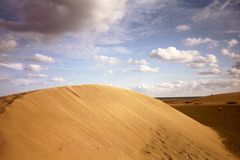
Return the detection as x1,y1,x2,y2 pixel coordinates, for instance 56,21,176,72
25,64,45,72
0,63,24,70
31,54,55,63
12,78,35,86
226,39,238,48
127,58,148,65
107,70,114,74
139,65,159,73
221,48,240,60
150,47,220,74
133,79,240,96
124,64,159,73
51,77,66,82
198,68,221,75
0,63,47,72
206,54,218,64
175,24,190,32
28,73,48,78
135,81,184,92
0,39,17,51
228,67,240,77
150,47,218,68
182,37,218,47
187,63,205,68
93,55,119,65
151,47,198,63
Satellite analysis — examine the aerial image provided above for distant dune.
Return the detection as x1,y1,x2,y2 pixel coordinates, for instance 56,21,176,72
161,92,240,158
195,92,240,104
160,92,240,106
0,85,237,160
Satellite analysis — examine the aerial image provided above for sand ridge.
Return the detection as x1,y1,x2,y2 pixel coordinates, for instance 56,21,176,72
0,85,237,160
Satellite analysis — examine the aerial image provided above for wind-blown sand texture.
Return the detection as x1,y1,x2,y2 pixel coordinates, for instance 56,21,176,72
0,85,237,160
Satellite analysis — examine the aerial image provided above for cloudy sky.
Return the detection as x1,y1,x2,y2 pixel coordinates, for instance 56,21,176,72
0,0,240,97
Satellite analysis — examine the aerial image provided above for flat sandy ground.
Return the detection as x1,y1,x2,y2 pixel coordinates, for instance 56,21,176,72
159,92,240,158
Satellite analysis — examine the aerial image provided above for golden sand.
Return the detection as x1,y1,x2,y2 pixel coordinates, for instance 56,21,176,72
0,85,237,160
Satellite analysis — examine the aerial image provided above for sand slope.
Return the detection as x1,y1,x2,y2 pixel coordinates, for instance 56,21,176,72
0,85,237,160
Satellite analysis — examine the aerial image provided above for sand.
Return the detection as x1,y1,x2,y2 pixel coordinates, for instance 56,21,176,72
0,85,237,160
160,92,240,158
161,92,240,106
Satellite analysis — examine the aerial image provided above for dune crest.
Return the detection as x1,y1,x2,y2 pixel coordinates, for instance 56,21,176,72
0,85,237,160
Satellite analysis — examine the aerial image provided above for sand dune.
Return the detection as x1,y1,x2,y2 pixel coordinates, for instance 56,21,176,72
0,85,237,160
161,92,240,158
160,92,240,106
195,92,240,104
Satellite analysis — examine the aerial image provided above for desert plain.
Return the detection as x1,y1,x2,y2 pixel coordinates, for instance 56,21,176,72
159,92,240,159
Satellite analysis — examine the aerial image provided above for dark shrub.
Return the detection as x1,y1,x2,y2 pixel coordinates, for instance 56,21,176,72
227,101,237,104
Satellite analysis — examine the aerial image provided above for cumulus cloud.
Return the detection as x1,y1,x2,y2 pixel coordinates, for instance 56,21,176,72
187,63,205,68
139,65,159,73
228,67,240,77
227,61,240,77
28,73,48,78
206,54,218,64
198,68,221,75
93,55,119,65
51,77,66,82
31,54,55,63
221,48,240,60
124,64,159,73
175,24,190,32
25,64,45,72
0,62,24,70
127,58,148,65
151,47,199,63
150,47,219,69
226,39,238,48
133,79,240,96
0,39,17,51
0,0,127,35
182,37,218,47
135,81,184,93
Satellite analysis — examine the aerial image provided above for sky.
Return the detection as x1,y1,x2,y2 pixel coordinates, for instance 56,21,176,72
0,0,240,97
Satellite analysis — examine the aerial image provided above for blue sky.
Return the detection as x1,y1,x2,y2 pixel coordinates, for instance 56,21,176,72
0,0,240,97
